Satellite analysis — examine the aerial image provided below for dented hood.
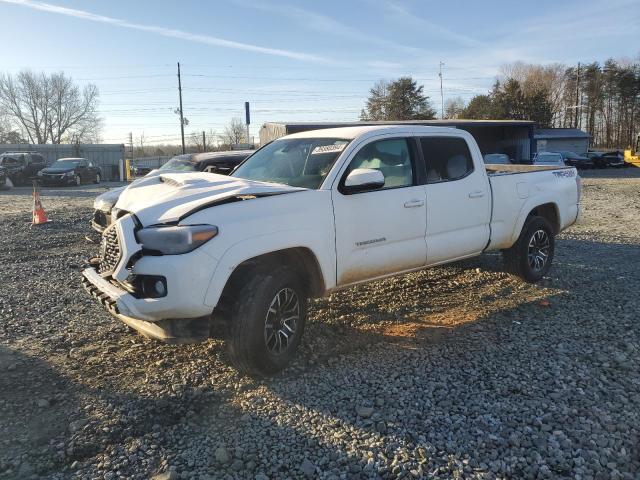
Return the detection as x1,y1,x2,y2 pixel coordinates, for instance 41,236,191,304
115,172,304,226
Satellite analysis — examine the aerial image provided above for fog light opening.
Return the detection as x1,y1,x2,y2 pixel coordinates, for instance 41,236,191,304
139,276,167,298
154,280,166,297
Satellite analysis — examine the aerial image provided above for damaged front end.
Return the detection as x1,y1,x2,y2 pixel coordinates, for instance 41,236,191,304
81,213,216,344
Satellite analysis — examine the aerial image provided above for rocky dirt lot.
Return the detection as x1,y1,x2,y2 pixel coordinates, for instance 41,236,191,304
1,170,639,480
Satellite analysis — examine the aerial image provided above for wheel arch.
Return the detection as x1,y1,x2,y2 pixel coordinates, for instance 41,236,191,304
510,200,560,245
206,246,328,309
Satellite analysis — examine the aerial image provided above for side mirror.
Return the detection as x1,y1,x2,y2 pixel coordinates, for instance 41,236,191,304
343,168,385,193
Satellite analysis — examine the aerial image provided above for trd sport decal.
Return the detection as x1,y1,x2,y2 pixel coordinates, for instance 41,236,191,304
356,237,386,246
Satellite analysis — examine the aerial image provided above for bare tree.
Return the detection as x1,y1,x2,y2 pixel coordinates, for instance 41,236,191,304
499,62,567,126
444,96,466,119
0,70,100,144
188,131,203,152
223,117,246,146
0,112,25,143
138,132,146,156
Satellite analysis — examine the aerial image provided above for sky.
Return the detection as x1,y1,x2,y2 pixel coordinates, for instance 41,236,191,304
1,0,639,147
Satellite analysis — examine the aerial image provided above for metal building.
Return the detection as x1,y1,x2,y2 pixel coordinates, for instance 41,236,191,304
534,129,590,155
0,143,125,181
260,120,536,163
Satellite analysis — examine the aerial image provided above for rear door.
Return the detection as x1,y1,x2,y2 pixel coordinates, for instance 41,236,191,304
77,160,89,182
420,134,491,265
332,136,427,285
87,160,97,180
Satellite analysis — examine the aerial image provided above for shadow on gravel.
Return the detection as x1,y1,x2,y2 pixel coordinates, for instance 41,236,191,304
578,167,640,179
0,346,82,478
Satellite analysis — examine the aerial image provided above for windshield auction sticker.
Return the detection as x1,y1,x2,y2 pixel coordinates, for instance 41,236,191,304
311,144,347,155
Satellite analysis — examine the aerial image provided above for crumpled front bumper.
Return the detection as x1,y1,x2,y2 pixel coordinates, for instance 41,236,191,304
82,266,212,343
81,214,219,343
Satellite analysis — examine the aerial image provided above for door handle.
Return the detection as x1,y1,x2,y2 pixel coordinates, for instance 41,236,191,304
404,199,424,208
468,191,485,198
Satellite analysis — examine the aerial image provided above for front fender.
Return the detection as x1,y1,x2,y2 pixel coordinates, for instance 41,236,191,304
203,229,335,308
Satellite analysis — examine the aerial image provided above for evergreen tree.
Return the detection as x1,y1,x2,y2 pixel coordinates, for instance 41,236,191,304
361,77,436,121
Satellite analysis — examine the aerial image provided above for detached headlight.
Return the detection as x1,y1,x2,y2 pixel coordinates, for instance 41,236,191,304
136,224,218,255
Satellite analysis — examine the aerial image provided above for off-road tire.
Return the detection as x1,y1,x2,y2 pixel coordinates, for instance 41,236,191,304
503,216,555,283
227,266,307,376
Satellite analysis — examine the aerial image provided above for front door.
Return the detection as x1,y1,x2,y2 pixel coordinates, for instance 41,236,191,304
420,135,491,265
332,137,427,286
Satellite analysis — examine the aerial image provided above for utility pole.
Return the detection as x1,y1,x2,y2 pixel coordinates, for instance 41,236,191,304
202,131,206,152
244,102,251,146
177,62,185,154
574,62,581,129
128,132,134,160
438,61,445,119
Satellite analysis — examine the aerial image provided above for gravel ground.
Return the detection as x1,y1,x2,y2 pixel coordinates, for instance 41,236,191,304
1,170,639,480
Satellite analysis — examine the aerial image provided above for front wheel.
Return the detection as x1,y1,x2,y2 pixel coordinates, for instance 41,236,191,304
503,216,555,283
74,174,81,186
227,266,307,376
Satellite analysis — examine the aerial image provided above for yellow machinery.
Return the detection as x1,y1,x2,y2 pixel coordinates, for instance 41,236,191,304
624,134,640,167
125,159,134,181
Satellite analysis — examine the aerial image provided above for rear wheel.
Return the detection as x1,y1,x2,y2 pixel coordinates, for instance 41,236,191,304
226,266,307,376
503,216,555,283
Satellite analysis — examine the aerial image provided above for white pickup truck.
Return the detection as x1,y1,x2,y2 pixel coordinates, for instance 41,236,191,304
82,125,580,375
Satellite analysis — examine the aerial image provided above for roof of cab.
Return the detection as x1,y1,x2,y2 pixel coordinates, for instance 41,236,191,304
284,124,461,140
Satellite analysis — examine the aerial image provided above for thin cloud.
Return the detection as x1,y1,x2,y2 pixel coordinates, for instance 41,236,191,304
0,0,334,63
233,0,425,55
376,0,482,48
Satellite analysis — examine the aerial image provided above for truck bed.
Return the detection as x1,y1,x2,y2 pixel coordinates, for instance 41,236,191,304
484,163,574,175
484,163,579,251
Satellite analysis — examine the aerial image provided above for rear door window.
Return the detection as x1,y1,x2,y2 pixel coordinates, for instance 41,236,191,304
420,137,474,183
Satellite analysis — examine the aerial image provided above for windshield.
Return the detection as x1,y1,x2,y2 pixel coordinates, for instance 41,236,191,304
231,137,350,188
159,154,198,171
0,155,24,166
536,153,560,163
52,159,81,169
483,154,509,164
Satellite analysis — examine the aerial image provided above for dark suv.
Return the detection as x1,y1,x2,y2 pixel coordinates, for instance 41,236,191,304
38,158,102,186
0,152,48,185
157,150,254,174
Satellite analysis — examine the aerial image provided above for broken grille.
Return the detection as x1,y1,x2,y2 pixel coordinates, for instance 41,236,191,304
98,226,121,274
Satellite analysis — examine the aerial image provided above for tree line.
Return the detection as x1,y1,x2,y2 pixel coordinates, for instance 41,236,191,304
448,59,640,148
361,59,639,149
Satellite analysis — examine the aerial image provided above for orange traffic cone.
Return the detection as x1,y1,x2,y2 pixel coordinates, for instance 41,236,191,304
32,183,50,225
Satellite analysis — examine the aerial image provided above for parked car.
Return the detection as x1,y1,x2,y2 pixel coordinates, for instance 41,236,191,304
587,150,626,168
160,150,254,175
82,125,580,376
38,158,102,186
533,152,566,167
0,165,7,188
0,151,48,185
132,166,153,177
483,153,511,165
559,151,593,169
91,150,253,233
